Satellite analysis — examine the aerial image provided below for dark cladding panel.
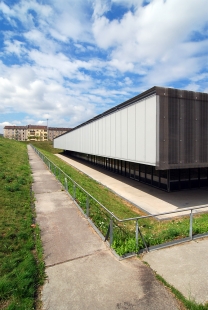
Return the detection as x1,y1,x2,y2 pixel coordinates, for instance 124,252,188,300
199,100,208,162
158,88,169,168
157,87,208,170
168,96,179,164
182,98,195,164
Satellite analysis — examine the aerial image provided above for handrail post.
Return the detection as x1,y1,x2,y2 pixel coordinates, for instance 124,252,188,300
110,217,113,246
135,220,139,250
86,195,89,217
73,183,76,200
65,177,68,192
189,209,193,240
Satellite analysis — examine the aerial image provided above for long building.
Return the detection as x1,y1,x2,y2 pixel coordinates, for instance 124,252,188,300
4,125,72,141
54,86,208,192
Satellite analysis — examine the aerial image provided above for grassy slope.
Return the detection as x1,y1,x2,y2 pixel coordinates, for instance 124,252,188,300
0,137,44,310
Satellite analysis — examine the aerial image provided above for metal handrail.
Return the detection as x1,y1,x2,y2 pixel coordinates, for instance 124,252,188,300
30,144,208,254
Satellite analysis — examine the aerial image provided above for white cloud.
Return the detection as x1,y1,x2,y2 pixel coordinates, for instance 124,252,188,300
45,0,93,42
0,0,52,30
24,29,58,53
4,40,25,56
92,0,111,18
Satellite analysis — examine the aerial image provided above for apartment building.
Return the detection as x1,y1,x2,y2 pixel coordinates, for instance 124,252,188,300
4,125,71,141
48,127,72,141
4,126,28,141
27,125,48,141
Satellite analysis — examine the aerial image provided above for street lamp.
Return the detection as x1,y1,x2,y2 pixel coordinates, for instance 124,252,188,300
47,118,49,141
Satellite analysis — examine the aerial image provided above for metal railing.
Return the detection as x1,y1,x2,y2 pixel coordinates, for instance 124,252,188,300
31,145,208,255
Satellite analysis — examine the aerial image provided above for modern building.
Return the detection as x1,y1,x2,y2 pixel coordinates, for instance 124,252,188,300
4,125,72,141
54,86,208,192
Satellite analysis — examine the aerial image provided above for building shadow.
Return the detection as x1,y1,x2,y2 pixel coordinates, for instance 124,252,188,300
60,153,208,211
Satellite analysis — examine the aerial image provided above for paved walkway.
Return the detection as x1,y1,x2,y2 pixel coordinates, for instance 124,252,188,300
142,238,208,305
56,154,208,218
28,145,181,310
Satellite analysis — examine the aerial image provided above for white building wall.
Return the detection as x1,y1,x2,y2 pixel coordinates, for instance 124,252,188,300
54,94,157,165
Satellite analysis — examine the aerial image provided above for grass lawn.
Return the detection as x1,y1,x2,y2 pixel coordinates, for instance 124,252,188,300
0,137,44,310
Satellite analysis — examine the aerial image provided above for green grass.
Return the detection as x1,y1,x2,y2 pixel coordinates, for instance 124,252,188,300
29,141,208,258
0,137,45,310
21,140,63,154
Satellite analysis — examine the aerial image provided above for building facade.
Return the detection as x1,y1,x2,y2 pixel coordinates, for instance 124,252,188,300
54,86,208,192
48,127,72,141
4,125,71,141
4,126,28,141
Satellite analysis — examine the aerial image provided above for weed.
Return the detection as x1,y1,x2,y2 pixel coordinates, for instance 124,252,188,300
155,273,208,310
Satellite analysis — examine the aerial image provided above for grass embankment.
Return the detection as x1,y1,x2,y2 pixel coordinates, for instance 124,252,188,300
29,141,208,256
0,137,44,310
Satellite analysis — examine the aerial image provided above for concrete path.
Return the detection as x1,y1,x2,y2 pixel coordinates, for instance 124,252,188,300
55,154,208,218
28,145,181,310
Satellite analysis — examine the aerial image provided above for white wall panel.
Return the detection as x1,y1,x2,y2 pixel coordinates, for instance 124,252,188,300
105,116,111,157
145,96,156,164
127,104,136,161
75,130,78,151
121,108,128,159
110,113,116,157
92,122,96,154
54,94,157,165
82,125,88,153
89,123,92,154
102,117,106,156
135,100,146,162
115,111,121,158
98,118,103,155
80,127,83,152
83,125,87,153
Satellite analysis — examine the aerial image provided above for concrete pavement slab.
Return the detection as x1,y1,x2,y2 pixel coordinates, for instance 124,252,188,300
35,193,107,266
29,160,48,171
142,238,208,304
42,251,180,310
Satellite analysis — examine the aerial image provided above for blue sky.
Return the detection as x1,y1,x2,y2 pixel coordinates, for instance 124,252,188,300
0,0,208,133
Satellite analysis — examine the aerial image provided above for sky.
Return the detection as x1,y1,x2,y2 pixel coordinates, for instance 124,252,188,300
0,0,208,133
